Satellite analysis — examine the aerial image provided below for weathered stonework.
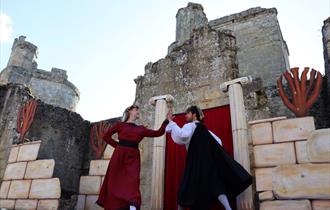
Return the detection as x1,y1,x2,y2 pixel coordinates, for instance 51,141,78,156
258,191,274,201
295,140,309,164
79,176,101,195
0,36,80,111
0,84,32,179
3,162,27,180
25,102,91,209
272,117,315,143
0,199,15,209
210,7,289,87
273,164,330,199
15,199,38,209
253,142,296,167
17,142,40,161
6,36,38,70
7,145,19,163
89,160,109,176
255,167,273,192
0,84,92,209
0,181,10,198
174,3,208,46
29,178,61,199
37,199,59,210
25,159,55,179
209,7,294,122
312,200,330,210
260,200,311,210
251,122,272,145
307,128,330,163
8,180,31,199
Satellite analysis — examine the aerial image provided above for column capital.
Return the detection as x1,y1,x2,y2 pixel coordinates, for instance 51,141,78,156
148,94,174,106
220,76,253,92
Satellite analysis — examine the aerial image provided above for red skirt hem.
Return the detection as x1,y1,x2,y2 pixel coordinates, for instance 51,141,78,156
96,200,140,210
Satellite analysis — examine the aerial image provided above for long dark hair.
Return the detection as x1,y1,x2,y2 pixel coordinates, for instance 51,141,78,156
185,105,205,123
122,105,139,122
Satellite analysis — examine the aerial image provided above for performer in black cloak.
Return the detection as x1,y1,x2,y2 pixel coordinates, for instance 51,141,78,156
166,106,252,210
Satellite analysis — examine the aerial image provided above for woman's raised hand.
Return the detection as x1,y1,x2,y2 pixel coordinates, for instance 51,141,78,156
167,108,175,121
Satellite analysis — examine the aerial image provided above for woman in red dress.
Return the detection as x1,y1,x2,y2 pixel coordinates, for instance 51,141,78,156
96,105,169,210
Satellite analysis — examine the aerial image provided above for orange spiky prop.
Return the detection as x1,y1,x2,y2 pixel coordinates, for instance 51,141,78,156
277,67,323,117
17,99,38,142
90,121,111,159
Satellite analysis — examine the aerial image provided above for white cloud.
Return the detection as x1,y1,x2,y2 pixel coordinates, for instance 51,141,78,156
0,12,13,43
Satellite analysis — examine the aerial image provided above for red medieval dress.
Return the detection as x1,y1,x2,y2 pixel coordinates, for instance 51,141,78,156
96,120,169,210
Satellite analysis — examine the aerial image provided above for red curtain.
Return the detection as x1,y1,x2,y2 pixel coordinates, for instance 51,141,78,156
164,105,236,210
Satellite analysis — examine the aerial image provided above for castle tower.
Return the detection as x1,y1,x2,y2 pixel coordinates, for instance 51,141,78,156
0,36,80,111
209,7,290,87
175,3,208,45
7,36,38,70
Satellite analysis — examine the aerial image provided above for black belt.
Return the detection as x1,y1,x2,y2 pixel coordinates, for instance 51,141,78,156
118,140,139,149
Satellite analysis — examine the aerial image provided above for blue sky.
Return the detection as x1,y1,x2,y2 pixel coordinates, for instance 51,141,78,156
0,0,329,122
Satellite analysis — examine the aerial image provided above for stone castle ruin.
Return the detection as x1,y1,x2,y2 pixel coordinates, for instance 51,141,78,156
0,3,329,210
0,36,80,111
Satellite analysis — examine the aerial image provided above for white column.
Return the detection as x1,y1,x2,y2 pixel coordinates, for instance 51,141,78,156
220,76,254,210
149,95,174,210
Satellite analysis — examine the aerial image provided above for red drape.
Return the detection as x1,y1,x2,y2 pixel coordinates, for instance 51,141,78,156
164,105,236,210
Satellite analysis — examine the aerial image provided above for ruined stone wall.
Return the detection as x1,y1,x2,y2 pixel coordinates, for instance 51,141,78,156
6,36,38,70
26,102,91,209
0,84,92,209
0,84,32,180
0,36,80,111
134,25,238,208
175,2,208,46
171,5,294,122
250,116,330,210
209,7,293,122
209,7,289,87
0,66,80,111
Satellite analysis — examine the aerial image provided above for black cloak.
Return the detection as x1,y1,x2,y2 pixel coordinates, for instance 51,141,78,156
178,123,252,210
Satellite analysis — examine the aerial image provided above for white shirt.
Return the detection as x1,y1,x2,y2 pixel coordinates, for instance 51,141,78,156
165,120,222,150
